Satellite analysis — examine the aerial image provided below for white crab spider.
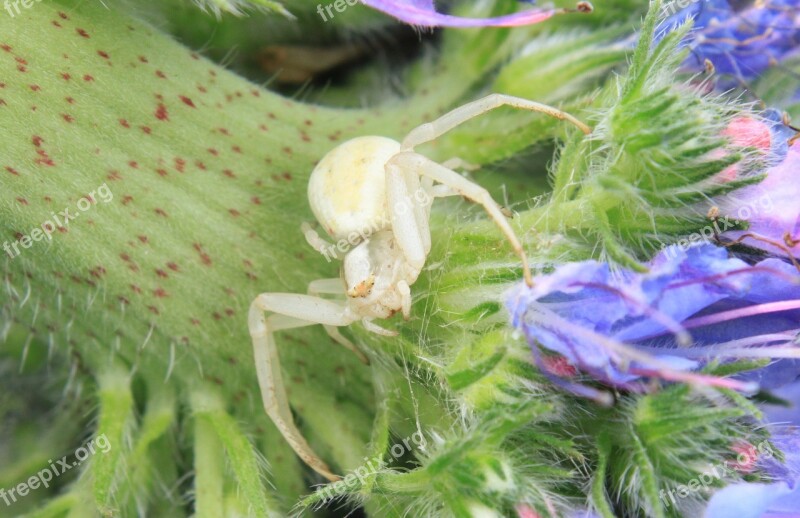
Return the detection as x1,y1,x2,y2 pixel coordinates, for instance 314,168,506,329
248,94,591,481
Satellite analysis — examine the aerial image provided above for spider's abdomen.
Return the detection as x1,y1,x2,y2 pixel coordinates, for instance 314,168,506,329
308,136,400,240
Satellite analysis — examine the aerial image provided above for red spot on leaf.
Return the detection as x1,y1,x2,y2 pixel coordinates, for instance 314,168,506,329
61,72,71,81
83,74,94,82
89,266,107,278
16,197,28,206
155,103,169,121
98,50,110,59
62,113,74,123
5,166,19,176
35,149,56,167
193,243,212,266
119,119,130,128
29,85,41,92
58,12,69,20
32,135,43,147
179,95,195,108
76,28,90,38
155,70,166,79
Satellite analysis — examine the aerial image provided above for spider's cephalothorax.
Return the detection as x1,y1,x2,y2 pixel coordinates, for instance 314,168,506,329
342,231,417,320
248,94,591,481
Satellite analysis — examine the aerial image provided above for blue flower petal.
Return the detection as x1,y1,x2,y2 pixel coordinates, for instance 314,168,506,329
506,243,800,395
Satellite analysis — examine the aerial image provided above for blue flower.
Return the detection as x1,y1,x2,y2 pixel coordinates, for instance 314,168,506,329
506,243,800,402
660,0,800,87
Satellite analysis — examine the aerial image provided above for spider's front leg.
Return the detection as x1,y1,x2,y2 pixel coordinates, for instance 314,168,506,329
387,152,534,285
248,292,358,481
400,93,591,152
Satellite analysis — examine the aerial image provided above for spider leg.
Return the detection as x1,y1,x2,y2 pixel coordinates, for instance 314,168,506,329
301,222,340,261
362,318,398,336
308,278,370,364
248,292,358,481
386,160,430,272
389,151,534,286
397,280,412,320
401,93,591,151
441,157,480,172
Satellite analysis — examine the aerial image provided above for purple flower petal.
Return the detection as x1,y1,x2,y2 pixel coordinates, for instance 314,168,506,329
704,481,798,518
661,0,800,89
506,244,800,397
360,0,592,28
719,140,800,259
